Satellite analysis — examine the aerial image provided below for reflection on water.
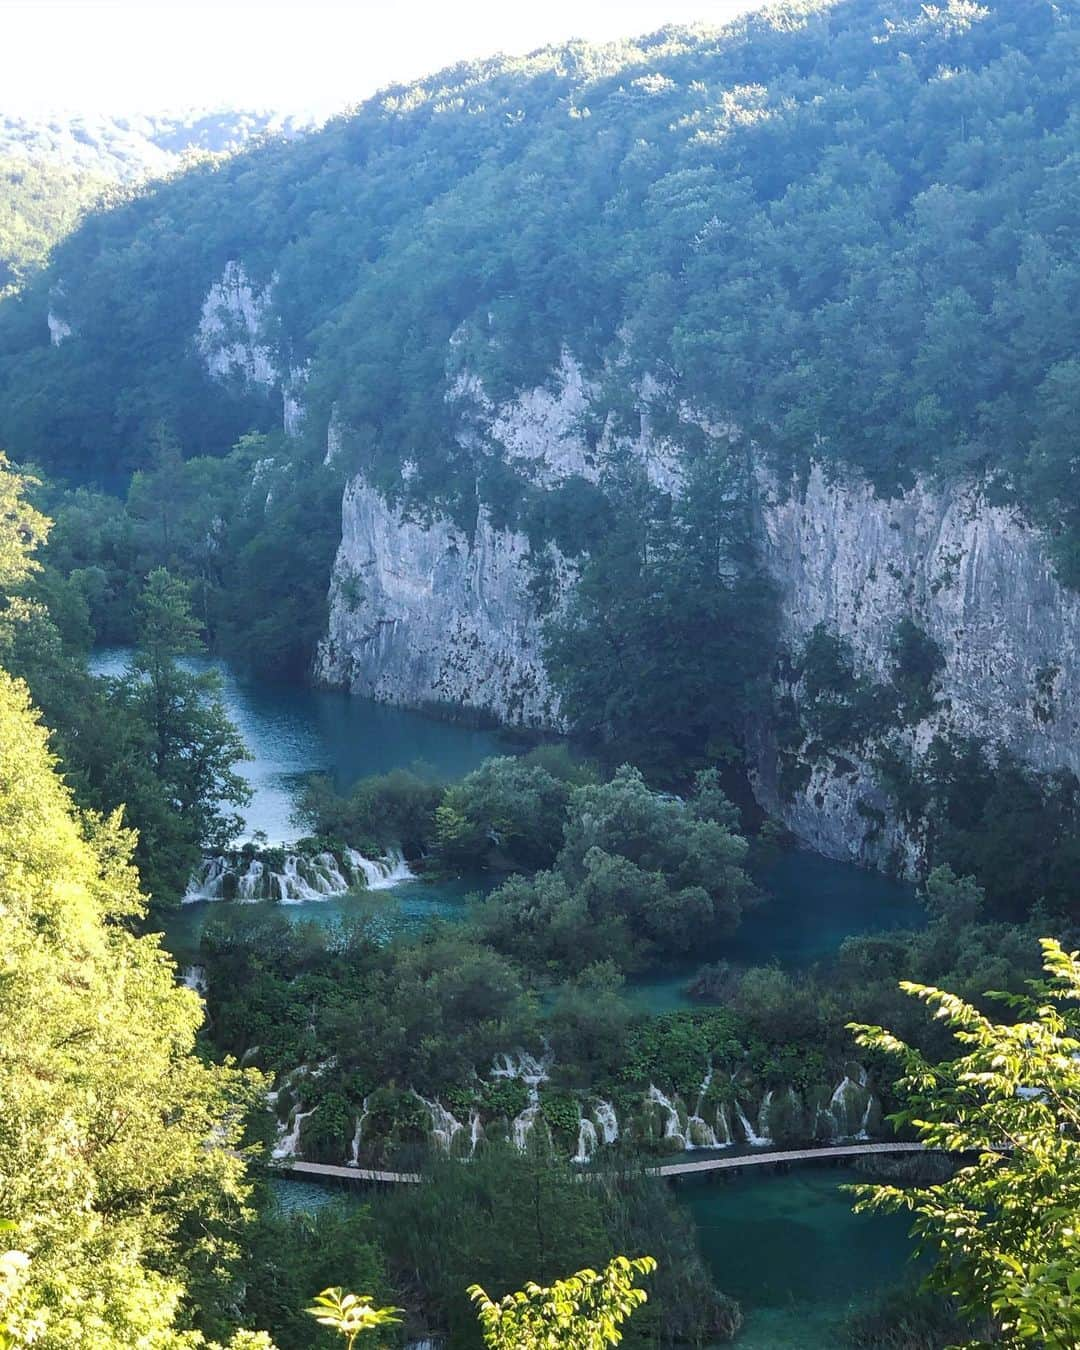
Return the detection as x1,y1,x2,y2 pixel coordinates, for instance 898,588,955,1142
625,849,924,1014
161,873,495,965
89,648,513,843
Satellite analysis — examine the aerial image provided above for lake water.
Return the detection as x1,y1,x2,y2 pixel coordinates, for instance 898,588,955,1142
268,1164,916,1349
91,648,924,979
93,648,924,1339
683,1164,916,1347
89,649,513,842
626,848,923,1013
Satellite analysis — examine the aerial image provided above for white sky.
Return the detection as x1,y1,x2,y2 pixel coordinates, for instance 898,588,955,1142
1,0,766,117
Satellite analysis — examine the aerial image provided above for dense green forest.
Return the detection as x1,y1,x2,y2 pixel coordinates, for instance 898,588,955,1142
5,0,1080,577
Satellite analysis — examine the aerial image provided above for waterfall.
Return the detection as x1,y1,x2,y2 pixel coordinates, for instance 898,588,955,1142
180,965,208,995
493,1049,551,1152
418,1095,464,1152
184,845,414,904
686,1114,721,1148
511,1100,541,1150
468,1109,484,1154
648,1085,687,1150
238,858,265,900
184,855,229,902
572,1110,599,1164
685,1064,728,1150
491,1050,551,1085
827,1076,868,1139
346,847,415,890
594,1100,619,1146
272,1105,316,1159
347,1097,370,1167
734,1099,771,1147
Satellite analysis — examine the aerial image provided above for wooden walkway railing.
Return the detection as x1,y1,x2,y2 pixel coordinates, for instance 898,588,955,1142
281,1141,926,1187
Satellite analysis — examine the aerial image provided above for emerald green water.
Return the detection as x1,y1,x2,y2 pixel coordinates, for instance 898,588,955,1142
93,647,924,1334
269,1165,916,1348
684,1165,916,1347
626,849,923,1013
161,873,494,966
90,648,513,843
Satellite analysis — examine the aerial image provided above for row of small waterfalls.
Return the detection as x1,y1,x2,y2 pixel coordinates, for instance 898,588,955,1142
184,846,414,903
271,1052,882,1167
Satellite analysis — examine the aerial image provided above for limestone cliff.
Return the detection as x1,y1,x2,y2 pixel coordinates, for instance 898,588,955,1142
751,466,1080,868
316,478,568,726
315,349,684,726
309,333,1080,867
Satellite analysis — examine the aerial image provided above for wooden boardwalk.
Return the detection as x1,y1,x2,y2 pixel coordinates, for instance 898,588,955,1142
288,1160,424,1184
281,1141,925,1187
649,1141,925,1178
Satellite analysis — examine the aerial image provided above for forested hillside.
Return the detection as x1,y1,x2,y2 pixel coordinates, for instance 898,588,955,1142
0,110,320,299
3,0,1080,569
0,109,321,181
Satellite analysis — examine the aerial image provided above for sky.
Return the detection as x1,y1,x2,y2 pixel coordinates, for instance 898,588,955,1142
1,0,766,117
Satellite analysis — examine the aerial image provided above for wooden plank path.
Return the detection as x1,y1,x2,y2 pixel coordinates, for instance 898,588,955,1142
282,1141,926,1187
649,1141,925,1178
288,1160,424,1184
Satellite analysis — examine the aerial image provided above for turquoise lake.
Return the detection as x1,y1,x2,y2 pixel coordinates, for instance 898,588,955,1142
269,1164,916,1349
88,647,927,1345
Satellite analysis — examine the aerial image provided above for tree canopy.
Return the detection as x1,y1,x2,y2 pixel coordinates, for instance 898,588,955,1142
850,938,1080,1348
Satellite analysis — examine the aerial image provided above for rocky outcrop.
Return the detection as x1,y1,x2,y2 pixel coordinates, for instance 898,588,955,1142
197,260,276,386
196,260,308,434
317,478,569,726
318,353,1080,866
317,351,684,726
751,464,1080,867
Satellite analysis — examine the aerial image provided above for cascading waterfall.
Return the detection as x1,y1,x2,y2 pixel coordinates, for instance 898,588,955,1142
594,1100,619,1146
272,1105,316,1159
648,1085,688,1150
238,858,265,900
184,846,415,903
468,1109,484,1154
180,965,208,995
345,848,415,890
493,1050,551,1151
572,1110,599,1164
826,1074,872,1140
686,1065,727,1149
347,1098,370,1167
735,1099,771,1147
512,1100,541,1150
418,1095,464,1152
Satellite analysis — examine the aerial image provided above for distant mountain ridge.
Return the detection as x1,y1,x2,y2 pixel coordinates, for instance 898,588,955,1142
0,107,325,293
0,108,325,182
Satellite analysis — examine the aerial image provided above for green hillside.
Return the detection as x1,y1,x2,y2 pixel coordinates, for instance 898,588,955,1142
3,0,1080,566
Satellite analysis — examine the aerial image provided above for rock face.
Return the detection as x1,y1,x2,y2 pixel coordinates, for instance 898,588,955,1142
196,261,307,433
197,261,276,386
310,345,1080,864
751,465,1080,866
317,479,567,726
317,349,685,726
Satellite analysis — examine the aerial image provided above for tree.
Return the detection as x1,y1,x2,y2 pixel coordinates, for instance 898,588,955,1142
125,567,250,898
307,1257,655,1350
849,939,1080,1348
468,1256,656,1350
0,456,270,1347
305,1289,401,1349
0,655,264,1347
